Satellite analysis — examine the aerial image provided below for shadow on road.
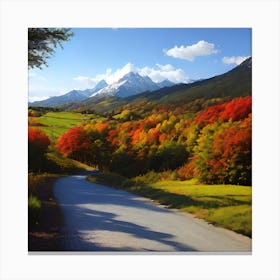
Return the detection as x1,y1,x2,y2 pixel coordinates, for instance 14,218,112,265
54,175,197,252
61,207,196,252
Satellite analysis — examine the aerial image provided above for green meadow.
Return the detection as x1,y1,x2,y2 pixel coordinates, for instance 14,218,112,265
29,111,94,141
149,180,252,236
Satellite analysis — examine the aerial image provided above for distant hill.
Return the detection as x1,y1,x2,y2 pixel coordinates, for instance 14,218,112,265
29,79,108,107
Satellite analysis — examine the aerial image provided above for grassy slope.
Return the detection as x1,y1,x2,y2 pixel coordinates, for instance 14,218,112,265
88,174,251,237
150,180,251,236
29,111,94,141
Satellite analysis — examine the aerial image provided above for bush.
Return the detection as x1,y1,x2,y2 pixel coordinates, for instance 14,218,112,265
177,159,197,181
28,195,41,226
130,171,161,186
88,172,127,189
160,170,179,181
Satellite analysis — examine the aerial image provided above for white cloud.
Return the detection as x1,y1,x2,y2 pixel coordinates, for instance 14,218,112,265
106,63,137,84
73,68,113,88
73,63,190,87
139,64,189,83
222,56,250,65
165,40,217,61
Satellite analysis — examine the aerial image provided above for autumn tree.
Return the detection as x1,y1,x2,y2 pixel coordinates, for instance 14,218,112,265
211,115,252,185
194,116,251,185
56,126,92,163
57,125,114,171
28,28,73,69
194,97,252,127
28,127,50,171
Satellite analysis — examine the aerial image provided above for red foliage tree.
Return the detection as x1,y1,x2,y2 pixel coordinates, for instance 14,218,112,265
210,115,252,184
28,126,50,149
57,126,91,162
28,127,50,171
195,96,252,127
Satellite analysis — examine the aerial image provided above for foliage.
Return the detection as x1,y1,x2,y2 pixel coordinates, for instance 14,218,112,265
56,126,92,162
56,96,251,185
88,172,127,189
28,28,73,69
194,114,251,185
194,96,252,127
28,127,50,172
28,194,41,209
57,124,113,171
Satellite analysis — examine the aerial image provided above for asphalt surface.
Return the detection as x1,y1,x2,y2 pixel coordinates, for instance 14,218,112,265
53,175,252,252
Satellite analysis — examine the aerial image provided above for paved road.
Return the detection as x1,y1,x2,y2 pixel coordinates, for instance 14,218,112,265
53,175,251,252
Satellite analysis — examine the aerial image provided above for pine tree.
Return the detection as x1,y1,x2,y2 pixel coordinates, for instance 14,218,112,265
28,28,73,69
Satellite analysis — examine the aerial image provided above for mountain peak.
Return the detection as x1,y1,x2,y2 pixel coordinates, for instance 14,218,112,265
94,79,108,91
122,71,142,80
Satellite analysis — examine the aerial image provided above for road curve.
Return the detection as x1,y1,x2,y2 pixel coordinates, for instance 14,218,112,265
53,175,251,252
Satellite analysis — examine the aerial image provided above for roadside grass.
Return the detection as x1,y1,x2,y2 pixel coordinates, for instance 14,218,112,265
87,173,252,237
28,153,94,250
45,149,94,174
28,173,63,251
28,194,41,226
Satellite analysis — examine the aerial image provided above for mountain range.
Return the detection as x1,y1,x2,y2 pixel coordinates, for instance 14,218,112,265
59,57,252,114
29,57,251,111
30,72,175,107
29,79,108,107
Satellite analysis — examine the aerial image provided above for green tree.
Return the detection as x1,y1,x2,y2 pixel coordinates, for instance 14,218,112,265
153,142,188,171
28,28,73,69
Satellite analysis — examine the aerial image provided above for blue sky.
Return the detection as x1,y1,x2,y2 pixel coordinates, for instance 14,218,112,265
29,28,251,102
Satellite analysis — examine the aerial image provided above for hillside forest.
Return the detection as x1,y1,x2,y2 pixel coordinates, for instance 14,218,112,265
29,94,251,186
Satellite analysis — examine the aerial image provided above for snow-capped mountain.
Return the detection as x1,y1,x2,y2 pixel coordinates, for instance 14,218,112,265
91,79,108,93
91,72,170,98
30,79,108,107
29,72,177,107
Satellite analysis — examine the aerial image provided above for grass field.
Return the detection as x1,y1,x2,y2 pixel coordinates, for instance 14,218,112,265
88,174,252,237
29,111,95,141
149,180,252,236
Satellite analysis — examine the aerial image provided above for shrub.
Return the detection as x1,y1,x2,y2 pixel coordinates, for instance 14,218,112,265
28,195,41,226
160,170,179,181
177,159,197,181
88,172,126,189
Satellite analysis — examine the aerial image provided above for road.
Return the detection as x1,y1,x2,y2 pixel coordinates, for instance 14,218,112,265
53,175,252,252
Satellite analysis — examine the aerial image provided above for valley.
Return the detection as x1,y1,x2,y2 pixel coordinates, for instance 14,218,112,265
28,56,252,251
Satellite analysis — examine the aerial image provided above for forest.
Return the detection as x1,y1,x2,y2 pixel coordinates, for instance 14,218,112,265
29,95,252,186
